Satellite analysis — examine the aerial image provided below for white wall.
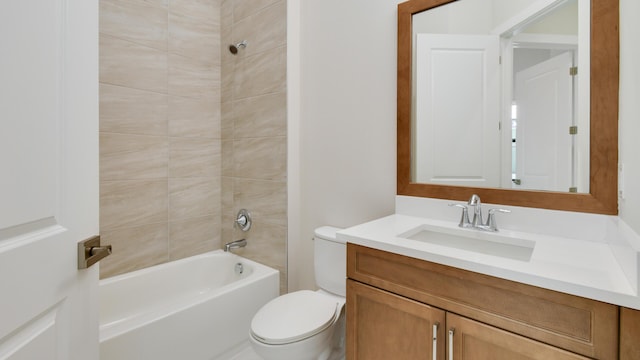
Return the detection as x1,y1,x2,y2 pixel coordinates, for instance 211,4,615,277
618,0,640,234
289,0,640,291
289,0,398,291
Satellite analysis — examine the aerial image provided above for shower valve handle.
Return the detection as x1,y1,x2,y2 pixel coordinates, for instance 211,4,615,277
235,209,252,231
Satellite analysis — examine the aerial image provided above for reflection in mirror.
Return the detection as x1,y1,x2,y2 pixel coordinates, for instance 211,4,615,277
411,0,589,193
397,0,618,214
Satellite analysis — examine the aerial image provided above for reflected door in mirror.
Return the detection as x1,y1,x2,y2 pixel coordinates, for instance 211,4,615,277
414,34,500,187
514,51,574,191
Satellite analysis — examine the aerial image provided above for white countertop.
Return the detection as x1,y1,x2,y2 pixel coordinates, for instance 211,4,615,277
338,212,640,310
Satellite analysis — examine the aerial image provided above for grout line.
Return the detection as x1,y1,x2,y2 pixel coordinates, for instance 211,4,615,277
99,32,169,54
226,176,288,183
227,135,287,142
98,132,224,141
230,89,287,103
231,0,285,25
99,82,168,96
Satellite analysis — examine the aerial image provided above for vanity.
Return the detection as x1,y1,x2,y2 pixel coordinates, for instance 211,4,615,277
346,245,614,359
339,197,640,359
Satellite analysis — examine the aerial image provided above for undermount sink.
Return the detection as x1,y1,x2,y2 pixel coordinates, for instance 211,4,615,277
399,224,536,261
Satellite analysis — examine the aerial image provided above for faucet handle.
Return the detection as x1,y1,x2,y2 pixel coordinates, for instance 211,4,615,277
449,203,471,228
485,208,511,231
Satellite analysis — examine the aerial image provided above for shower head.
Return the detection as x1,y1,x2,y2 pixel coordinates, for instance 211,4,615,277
229,40,247,55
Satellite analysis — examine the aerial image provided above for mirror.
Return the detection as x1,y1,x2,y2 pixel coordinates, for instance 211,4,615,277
412,0,586,193
397,0,619,214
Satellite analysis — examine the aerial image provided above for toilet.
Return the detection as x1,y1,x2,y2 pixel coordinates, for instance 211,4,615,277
249,226,346,360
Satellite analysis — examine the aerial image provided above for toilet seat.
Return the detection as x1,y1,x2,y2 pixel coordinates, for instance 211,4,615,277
250,290,339,345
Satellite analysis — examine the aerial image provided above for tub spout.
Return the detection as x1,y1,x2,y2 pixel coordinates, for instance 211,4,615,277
224,239,247,252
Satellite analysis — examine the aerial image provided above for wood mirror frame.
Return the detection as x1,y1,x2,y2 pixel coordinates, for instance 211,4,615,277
397,0,619,214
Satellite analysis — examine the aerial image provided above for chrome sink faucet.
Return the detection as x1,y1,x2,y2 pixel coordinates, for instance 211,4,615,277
449,194,510,232
468,194,483,228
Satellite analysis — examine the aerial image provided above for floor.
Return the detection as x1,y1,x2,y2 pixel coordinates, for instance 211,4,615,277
225,344,262,360
223,340,346,360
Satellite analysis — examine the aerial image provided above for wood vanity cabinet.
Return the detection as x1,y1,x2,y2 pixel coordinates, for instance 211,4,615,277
346,244,621,360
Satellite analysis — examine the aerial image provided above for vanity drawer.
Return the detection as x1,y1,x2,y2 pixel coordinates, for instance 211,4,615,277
347,244,619,359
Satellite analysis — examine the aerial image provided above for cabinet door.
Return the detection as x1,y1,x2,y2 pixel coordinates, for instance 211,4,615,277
446,313,590,360
620,307,640,359
347,280,446,360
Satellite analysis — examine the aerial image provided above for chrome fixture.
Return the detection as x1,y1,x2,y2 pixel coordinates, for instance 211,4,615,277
448,204,471,228
228,40,247,55
235,262,244,275
467,194,483,227
224,238,247,252
450,194,510,232
235,209,252,231
486,208,511,232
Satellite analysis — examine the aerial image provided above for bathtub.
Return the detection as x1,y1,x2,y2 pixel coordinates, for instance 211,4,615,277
99,250,279,360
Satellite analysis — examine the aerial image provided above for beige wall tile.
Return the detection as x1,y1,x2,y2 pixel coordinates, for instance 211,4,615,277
169,177,220,221
221,140,233,177
100,179,168,230
221,177,236,245
221,0,233,30
100,34,168,93
169,215,221,260
233,137,286,180
221,27,234,103
138,0,168,8
234,179,286,226
169,0,220,23
232,222,286,293
99,0,288,283
100,133,168,180
233,46,286,100
169,12,220,62
169,137,220,178
100,0,168,51
99,222,169,278
221,101,233,139
233,0,281,23
232,1,286,57
169,54,220,99
233,92,286,138
100,84,168,136
168,96,220,138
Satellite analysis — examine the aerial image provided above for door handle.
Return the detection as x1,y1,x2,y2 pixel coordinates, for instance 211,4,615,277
78,235,112,269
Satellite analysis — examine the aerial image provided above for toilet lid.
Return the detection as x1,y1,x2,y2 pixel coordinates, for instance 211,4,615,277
251,290,339,345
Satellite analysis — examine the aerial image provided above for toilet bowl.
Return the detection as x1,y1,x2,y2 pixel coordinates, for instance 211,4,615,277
249,226,346,360
249,290,345,360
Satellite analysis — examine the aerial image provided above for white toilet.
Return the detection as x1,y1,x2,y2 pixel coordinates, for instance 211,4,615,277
249,226,346,360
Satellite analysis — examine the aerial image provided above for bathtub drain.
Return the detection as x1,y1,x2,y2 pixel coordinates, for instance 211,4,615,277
235,262,244,275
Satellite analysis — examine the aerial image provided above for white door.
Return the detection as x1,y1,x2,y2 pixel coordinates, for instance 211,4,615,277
414,34,501,187
514,51,573,191
0,1,99,359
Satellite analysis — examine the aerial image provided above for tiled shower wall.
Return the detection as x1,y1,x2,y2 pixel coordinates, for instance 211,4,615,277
220,0,288,293
98,0,287,289
99,0,223,277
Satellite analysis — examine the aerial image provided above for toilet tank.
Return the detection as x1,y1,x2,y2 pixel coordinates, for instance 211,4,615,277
313,226,346,297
